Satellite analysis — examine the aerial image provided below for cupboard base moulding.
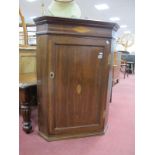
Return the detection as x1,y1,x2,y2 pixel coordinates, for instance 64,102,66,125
38,126,108,141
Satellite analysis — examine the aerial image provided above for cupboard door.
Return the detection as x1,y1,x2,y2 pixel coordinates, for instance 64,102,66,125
53,45,105,133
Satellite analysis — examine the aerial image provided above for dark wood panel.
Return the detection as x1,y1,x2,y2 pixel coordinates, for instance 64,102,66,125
54,44,103,129
37,35,51,135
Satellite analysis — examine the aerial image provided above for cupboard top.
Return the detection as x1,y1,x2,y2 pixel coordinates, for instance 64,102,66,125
34,16,119,31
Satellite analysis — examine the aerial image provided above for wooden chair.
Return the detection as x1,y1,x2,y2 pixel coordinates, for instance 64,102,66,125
112,52,122,85
120,60,129,79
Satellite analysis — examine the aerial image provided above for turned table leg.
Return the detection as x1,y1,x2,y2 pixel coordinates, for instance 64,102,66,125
20,88,32,133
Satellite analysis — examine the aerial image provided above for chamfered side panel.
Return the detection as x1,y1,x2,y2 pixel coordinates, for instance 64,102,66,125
37,35,50,135
54,44,105,132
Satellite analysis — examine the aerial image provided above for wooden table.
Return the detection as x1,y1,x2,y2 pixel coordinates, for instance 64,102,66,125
19,73,37,133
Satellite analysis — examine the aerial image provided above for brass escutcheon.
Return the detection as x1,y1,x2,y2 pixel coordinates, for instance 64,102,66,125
76,84,82,95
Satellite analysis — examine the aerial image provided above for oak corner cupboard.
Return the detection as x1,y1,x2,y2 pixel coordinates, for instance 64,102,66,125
34,16,119,141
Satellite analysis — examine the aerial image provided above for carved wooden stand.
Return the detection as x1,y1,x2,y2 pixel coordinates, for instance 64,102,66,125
19,88,32,133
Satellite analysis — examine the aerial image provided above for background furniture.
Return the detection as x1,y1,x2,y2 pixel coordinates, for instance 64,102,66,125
110,51,121,102
34,16,119,141
120,63,129,79
119,51,135,74
19,9,36,47
19,46,37,133
19,24,36,46
126,61,135,74
19,10,38,133
19,73,37,133
110,51,122,102
112,52,122,85
19,46,37,75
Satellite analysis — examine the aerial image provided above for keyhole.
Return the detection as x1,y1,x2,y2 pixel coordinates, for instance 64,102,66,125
50,72,55,79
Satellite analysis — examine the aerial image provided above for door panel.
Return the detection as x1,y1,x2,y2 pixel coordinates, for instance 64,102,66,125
54,44,104,131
